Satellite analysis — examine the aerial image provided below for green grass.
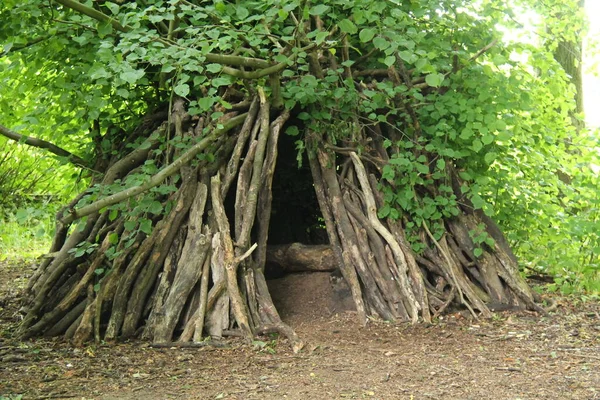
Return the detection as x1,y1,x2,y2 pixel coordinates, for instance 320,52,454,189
0,204,56,261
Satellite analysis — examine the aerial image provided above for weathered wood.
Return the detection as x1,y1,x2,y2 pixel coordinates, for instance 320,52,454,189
266,243,337,272
204,234,229,338
152,183,210,343
211,174,253,340
349,152,420,322
314,146,367,324
255,108,291,269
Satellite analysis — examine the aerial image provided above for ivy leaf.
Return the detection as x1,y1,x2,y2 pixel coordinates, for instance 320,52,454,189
425,73,444,88
338,19,357,34
470,193,485,209
359,28,376,43
309,5,329,16
416,163,430,174
378,203,391,218
89,65,109,80
473,248,483,258
398,51,416,63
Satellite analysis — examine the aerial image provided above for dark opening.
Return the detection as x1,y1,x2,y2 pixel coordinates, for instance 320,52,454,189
265,130,328,279
268,131,327,246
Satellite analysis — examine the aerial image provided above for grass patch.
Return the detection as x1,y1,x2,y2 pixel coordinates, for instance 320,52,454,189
0,204,57,261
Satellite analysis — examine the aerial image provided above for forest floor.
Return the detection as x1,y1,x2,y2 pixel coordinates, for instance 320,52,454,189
0,258,599,400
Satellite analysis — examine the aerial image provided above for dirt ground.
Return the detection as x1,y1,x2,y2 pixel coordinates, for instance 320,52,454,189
1,259,599,400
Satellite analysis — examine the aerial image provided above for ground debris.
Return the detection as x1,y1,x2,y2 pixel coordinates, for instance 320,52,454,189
1,260,599,400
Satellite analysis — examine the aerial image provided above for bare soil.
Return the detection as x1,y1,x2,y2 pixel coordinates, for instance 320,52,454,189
1,259,599,400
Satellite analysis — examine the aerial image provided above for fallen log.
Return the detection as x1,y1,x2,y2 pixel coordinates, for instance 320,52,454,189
266,243,339,273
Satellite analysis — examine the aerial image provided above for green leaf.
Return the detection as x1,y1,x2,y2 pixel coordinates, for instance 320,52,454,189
97,23,113,38
378,204,391,218
315,31,329,45
481,134,494,145
286,126,300,136
470,193,485,209
212,77,231,87
140,219,153,235
472,139,483,152
174,83,190,97
124,220,137,231
383,56,396,67
108,232,119,245
436,159,446,171
309,5,329,16
359,28,376,43
416,163,429,174
121,69,145,85
206,64,222,73
338,19,357,34
198,97,215,111
425,73,444,88
236,6,249,20
373,37,390,50
473,248,483,257
148,201,163,215
496,130,511,141
398,51,416,63
484,152,497,164
109,209,118,221
105,2,120,15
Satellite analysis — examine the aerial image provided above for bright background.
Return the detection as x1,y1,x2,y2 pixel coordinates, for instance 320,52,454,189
584,2,599,127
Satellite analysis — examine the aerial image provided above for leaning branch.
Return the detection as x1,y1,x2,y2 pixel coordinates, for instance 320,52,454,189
60,112,248,225
54,0,128,32
0,123,91,169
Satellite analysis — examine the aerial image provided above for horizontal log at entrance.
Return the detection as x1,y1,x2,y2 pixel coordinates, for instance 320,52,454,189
266,243,338,273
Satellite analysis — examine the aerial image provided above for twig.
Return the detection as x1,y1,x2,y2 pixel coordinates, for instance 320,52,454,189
0,123,91,169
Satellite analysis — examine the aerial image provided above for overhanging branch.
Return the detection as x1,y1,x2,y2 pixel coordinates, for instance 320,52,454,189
0,123,91,169
53,0,128,32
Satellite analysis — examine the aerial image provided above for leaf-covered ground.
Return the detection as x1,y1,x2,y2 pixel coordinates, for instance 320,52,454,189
1,259,599,399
